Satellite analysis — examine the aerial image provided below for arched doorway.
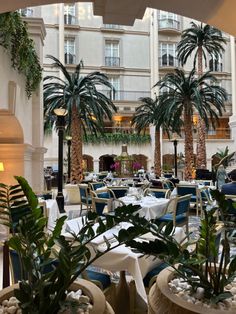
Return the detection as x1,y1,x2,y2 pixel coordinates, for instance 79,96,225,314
0,113,24,185
132,154,148,170
83,154,93,172
163,154,174,172
99,154,116,172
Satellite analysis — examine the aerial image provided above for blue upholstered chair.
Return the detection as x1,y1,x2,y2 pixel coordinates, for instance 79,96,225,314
92,197,113,216
89,182,106,191
78,184,92,213
143,262,168,289
90,188,115,200
9,250,59,284
157,194,192,235
9,250,114,298
145,188,170,198
176,184,198,215
107,186,129,199
197,187,214,217
162,180,175,191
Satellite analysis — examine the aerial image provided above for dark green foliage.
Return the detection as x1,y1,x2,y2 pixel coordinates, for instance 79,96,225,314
114,190,236,303
0,12,42,97
83,132,151,145
2,177,236,308
43,55,116,137
177,22,226,69
0,178,147,313
154,69,227,133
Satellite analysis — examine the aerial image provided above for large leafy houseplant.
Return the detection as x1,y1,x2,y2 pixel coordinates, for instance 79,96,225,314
118,189,236,304
0,176,145,314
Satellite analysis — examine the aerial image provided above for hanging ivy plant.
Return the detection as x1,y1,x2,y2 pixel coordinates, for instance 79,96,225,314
0,12,42,97
83,132,151,145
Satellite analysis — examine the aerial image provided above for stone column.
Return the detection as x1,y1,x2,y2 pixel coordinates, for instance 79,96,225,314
229,35,236,140
149,9,160,168
59,4,65,71
93,159,100,173
26,18,46,191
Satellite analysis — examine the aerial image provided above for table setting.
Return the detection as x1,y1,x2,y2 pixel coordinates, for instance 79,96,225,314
119,194,170,220
62,217,186,304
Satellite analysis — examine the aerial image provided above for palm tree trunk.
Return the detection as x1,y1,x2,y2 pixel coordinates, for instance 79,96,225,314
70,104,83,183
184,107,194,180
196,47,207,169
154,128,162,177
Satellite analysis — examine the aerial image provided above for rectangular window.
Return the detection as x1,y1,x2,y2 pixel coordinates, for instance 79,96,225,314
64,4,76,24
159,43,178,67
105,41,120,67
209,56,223,72
99,76,120,100
159,11,179,29
64,38,76,64
18,8,33,17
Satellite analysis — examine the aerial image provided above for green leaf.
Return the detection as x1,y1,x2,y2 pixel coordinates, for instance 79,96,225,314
211,292,232,304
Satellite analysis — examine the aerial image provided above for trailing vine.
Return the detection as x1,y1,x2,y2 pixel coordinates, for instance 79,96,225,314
0,12,42,97
83,132,151,145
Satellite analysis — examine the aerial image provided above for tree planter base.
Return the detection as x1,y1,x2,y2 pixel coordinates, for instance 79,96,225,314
148,267,235,314
0,279,114,314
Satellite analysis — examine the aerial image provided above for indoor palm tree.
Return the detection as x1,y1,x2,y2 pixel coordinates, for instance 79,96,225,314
132,97,162,176
155,69,227,180
177,22,226,168
44,55,116,183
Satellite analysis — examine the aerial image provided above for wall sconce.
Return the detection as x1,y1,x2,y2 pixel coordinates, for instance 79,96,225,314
0,162,4,172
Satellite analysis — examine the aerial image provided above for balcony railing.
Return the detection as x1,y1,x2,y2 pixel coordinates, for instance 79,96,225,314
100,90,151,101
64,53,76,64
18,8,33,17
64,14,77,25
158,18,180,31
209,60,223,72
159,56,179,67
105,56,120,67
104,24,121,29
164,128,231,140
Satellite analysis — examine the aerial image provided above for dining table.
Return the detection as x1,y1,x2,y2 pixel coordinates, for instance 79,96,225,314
119,195,170,220
64,217,186,310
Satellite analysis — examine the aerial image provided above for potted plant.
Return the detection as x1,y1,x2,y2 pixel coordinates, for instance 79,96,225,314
112,190,236,313
0,176,143,314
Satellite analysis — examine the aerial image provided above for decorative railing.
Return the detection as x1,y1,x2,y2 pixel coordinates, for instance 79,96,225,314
100,90,150,101
158,18,180,31
209,61,223,72
104,24,122,29
159,56,179,67
64,14,77,25
164,128,231,140
105,56,120,67
64,53,76,64
18,8,33,17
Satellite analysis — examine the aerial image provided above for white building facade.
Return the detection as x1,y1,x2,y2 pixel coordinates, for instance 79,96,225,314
24,3,236,175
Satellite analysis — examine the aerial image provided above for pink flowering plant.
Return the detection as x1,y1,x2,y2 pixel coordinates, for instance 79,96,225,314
133,161,142,171
110,161,120,171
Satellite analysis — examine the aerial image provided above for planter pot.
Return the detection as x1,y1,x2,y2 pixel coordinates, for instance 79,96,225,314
148,267,235,314
0,279,114,314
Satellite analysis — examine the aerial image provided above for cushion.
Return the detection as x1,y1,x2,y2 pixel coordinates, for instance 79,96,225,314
143,262,168,287
86,270,111,290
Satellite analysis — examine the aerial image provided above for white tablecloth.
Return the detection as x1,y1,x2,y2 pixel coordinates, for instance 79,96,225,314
120,195,169,220
63,218,186,303
45,199,60,231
